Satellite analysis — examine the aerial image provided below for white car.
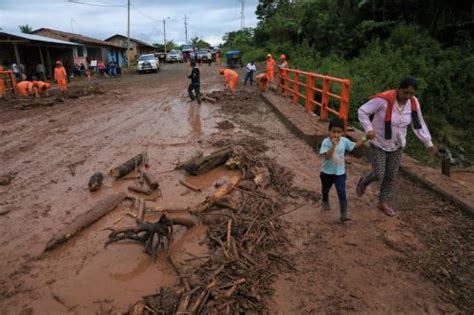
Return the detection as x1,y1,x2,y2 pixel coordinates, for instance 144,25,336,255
137,54,159,74
166,50,183,63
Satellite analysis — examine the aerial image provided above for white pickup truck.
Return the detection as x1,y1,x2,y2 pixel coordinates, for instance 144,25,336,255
137,54,159,74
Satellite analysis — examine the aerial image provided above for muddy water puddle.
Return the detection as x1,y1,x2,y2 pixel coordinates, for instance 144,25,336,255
23,245,176,314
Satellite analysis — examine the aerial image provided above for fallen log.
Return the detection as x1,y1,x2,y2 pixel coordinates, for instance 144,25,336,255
110,153,145,179
142,171,159,190
44,192,126,252
128,185,152,195
182,148,232,175
190,175,240,214
88,172,103,192
175,151,204,170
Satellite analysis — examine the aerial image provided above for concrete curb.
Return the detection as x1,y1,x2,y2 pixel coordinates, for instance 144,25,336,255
260,92,474,217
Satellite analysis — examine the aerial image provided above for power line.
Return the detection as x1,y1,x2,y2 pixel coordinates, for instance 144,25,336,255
130,2,160,22
67,0,125,7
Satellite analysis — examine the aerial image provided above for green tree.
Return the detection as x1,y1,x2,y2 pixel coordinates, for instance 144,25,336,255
190,37,210,49
19,24,33,34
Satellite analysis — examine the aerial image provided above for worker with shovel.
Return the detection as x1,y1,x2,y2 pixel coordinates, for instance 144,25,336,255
32,80,52,97
219,67,239,93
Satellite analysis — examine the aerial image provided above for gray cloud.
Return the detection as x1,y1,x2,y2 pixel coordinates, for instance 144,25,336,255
0,0,259,45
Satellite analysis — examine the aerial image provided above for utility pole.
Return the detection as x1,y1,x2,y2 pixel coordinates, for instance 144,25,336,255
126,0,130,68
163,18,167,54
240,0,245,30
183,15,189,43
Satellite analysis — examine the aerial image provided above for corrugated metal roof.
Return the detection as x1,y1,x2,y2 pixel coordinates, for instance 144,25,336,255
33,28,125,49
0,30,81,46
105,34,155,49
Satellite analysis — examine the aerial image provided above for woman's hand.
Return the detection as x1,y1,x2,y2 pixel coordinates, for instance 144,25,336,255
427,145,437,157
366,130,376,140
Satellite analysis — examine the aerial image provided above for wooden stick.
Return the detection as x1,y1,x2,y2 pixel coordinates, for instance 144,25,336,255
258,203,308,223
226,219,232,249
179,179,201,192
136,199,145,223
44,193,126,252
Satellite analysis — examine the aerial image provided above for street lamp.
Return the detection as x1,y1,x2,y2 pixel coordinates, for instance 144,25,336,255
163,17,170,55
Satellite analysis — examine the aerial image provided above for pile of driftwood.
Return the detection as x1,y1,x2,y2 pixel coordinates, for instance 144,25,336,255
123,137,319,314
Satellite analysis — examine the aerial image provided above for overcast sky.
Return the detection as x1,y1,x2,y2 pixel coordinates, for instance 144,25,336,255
0,0,259,46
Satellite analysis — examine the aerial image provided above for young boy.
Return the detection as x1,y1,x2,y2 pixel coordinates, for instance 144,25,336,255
319,117,366,222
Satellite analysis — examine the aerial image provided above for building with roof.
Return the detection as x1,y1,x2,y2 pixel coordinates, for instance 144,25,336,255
32,28,126,67
105,34,155,62
0,30,80,80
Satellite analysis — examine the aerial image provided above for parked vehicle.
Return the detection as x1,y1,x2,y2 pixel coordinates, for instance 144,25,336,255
155,52,167,62
166,49,183,63
181,44,194,61
197,48,212,63
225,50,243,68
137,54,159,74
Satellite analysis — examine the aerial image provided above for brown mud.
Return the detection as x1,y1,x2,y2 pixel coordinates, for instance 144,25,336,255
0,64,472,314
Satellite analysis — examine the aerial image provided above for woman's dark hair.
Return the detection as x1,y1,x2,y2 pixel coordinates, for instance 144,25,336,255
329,117,345,130
399,76,418,90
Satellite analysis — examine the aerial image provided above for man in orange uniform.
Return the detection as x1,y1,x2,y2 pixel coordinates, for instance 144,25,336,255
266,54,275,82
54,61,68,92
215,50,220,65
16,81,37,97
219,68,239,93
278,54,289,93
256,73,269,92
32,80,52,97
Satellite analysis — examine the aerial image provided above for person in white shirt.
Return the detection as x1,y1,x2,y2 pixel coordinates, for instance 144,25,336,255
356,76,436,217
244,61,256,86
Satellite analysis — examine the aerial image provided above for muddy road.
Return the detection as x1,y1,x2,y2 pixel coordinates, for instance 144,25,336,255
0,64,472,314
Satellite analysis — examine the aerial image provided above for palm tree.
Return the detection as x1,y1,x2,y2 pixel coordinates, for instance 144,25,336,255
19,24,33,34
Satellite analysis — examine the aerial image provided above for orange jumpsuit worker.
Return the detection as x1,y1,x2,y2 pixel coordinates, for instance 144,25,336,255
278,54,289,93
0,64,5,98
219,68,239,93
54,61,68,92
16,81,37,97
256,73,269,92
266,54,275,82
32,80,52,97
215,50,221,65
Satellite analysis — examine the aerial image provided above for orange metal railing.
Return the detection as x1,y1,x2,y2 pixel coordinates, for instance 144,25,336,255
277,68,351,127
0,71,18,97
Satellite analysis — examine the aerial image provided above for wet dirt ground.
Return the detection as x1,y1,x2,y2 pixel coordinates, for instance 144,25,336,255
0,64,472,314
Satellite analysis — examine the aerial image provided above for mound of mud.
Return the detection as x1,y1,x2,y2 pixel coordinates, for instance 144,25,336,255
66,85,105,99
207,90,259,115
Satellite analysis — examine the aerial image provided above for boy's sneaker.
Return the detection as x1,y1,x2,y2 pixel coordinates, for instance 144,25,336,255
356,176,367,197
340,212,351,223
322,201,330,211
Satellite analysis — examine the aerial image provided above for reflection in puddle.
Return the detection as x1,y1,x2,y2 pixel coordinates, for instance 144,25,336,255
187,103,202,135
